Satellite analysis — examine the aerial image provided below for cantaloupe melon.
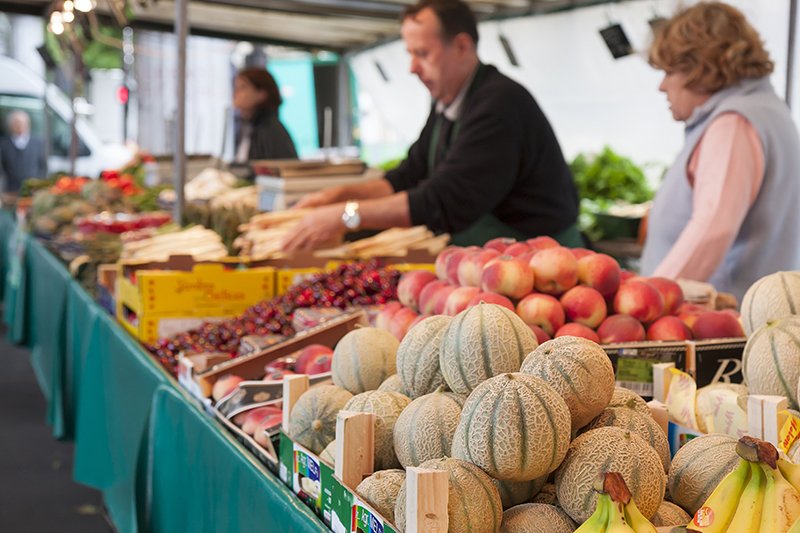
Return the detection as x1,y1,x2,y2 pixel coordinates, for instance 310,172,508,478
500,503,576,533
520,336,615,430
395,315,451,399
493,476,548,510
651,500,691,527
584,407,671,472
440,303,538,394
609,386,651,415
320,439,336,466
288,385,353,454
394,457,502,533
378,374,407,395
742,316,800,409
555,426,665,523
356,469,406,524
344,390,411,470
451,373,571,481
741,271,800,335
667,433,738,515
531,483,559,506
332,327,399,395
393,388,464,468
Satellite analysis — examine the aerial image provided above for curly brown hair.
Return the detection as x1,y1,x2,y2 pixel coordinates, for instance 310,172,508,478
649,2,774,93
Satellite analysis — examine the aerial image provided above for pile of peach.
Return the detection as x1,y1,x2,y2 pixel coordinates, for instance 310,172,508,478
381,237,744,344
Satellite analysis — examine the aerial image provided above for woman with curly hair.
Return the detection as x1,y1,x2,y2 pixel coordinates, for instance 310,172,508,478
640,2,800,301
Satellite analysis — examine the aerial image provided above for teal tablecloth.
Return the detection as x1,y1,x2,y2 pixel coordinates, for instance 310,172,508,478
1,215,327,533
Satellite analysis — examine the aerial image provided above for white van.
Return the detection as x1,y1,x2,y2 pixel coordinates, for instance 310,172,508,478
0,55,133,179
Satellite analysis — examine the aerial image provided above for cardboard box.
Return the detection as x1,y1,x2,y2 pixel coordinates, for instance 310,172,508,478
602,338,745,401
115,255,275,343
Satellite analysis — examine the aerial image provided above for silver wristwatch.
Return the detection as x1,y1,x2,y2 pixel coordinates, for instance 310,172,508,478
342,201,361,230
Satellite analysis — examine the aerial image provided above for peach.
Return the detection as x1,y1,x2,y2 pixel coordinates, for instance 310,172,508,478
211,374,244,402
613,280,664,323
526,236,560,253
305,354,333,375
253,414,283,447
418,281,452,315
457,248,501,287
409,313,431,330
241,406,283,434
691,311,746,340
528,324,552,344
597,314,646,344
529,246,578,295
504,242,532,257
389,307,420,340
443,286,481,316
576,253,621,297
480,255,534,299
516,293,566,336
646,277,684,316
555,323,601,343
560,286,608,328
435,246,462,280
570,247,596,260
375,301,404,330
484,237,517,253
397,270,437,311
647,316,693,341
722,308,741,320
294,344,333,374
620,270,636,283
677,302,707,330
468,291,515,311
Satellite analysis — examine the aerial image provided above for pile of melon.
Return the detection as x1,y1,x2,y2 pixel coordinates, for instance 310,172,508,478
381,240,746,346
284,302,735,531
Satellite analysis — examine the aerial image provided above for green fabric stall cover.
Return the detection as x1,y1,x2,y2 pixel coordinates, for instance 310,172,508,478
0,208,14,302
140,386,326,533
25,239,71,436
73,309,170,533
3,223,28,344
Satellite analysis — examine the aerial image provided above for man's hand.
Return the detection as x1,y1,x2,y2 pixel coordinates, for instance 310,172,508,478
282,204,346,252
292,186,342,209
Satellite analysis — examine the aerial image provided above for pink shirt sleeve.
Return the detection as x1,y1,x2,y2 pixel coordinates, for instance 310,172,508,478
652,112,764,281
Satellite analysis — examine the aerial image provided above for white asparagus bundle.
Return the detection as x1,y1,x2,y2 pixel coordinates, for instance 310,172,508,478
121,226,227,261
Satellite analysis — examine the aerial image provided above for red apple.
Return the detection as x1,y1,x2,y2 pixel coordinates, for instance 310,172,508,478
305,354,332,375
443,287,481,316
254,414,283,447
645,277,684,316
211,374,244,402
480,255,535,299
457,248,501,287
468,291,515,311
398,270,437,312
576,253,621,297
560,285,608,329
691,311,746,340
555,323,601,343
647,316,693,341
516,293,566,336
241,406,283,434
484,237,517,253
613,280,665,323
597,314,646,344
530,247,579,295
388,307,420,340
528,324,552,344
294,344,334,374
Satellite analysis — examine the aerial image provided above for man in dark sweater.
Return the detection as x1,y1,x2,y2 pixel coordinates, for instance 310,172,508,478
0,110,47,194
283,0,579,250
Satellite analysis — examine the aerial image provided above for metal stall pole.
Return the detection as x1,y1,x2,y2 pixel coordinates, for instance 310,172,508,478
336,53,354,150
788,0,798,108
173,0,189,224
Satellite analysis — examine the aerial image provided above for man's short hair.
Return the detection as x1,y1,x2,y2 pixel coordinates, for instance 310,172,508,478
403,0,479,45
7,110,30,127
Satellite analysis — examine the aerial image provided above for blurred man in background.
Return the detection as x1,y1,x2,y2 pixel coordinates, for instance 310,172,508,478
0,110,46,194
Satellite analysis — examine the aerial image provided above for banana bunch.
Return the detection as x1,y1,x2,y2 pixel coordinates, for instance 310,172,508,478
576,472,657,533
687,436,800,532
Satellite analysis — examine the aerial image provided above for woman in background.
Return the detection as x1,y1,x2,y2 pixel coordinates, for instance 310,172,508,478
640,2,800,301
233,67,298,161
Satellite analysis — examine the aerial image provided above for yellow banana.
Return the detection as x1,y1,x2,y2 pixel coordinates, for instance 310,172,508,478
622,495,657,533
605,495,636,533
725,461,765,533
779,458,800,493
575,492,609,533
686,458,750,533
759,462,800,533
789,514,800,533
